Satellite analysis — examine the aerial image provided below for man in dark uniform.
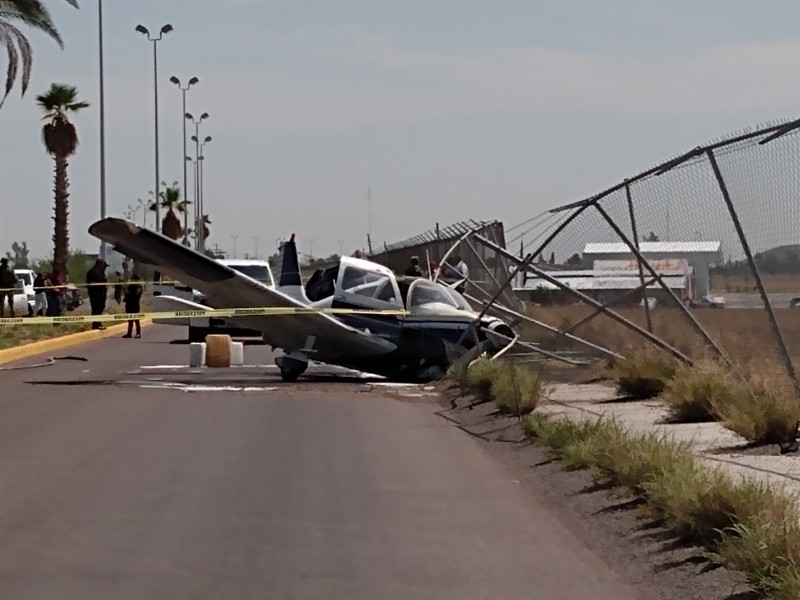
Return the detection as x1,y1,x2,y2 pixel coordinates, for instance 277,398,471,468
0,258,16,318
404,256,423,277
122,274,143,339
85,259,108,330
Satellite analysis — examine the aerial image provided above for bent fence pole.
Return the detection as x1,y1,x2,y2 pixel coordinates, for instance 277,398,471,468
526,263,693,365
625,182,653,333
592,202,730,364
469,232,689,362
463,287,624,361
559,275,657,339
706,148,800,396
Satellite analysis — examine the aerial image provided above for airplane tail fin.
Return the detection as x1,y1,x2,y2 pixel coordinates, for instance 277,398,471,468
278,234,309,303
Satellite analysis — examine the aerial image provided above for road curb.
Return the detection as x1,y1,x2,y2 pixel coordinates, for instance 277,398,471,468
0,320,153,366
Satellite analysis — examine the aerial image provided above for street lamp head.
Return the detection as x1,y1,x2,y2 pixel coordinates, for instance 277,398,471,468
201,112,209,120
184,112,193,120
191,135,198,142
204,136,212,143
135,24,149,35
170,76,180,85
189,77,199,86
161,24,174,35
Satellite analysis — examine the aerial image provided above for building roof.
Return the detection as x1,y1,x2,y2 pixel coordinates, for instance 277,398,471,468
583,241,722,255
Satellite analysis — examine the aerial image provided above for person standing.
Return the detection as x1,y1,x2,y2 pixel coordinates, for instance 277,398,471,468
122,274,143,339
85,259,109,330
404,256,423,277
45,267,66,317
0,258,16,318
32,272,48,316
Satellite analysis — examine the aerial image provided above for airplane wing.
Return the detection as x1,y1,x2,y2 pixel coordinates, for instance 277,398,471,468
88,218,397,359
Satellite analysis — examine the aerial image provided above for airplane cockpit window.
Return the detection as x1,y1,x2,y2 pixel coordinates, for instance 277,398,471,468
408,280,459,309
445,287,472,311
340,267,399,303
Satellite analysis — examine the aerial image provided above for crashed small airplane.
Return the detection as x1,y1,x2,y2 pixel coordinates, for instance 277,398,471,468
89,218,521,382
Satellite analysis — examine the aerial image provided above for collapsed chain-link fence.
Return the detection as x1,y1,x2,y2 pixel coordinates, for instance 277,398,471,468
440,117,800,387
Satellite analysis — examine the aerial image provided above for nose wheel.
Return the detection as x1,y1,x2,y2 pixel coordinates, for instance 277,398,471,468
275,354,308,382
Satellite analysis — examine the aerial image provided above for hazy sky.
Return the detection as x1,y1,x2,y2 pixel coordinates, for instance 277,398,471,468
2,0,800,262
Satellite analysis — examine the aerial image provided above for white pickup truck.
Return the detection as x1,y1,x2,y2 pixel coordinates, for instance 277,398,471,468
151,258,275,343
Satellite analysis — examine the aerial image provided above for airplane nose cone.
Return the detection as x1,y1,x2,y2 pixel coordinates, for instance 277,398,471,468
483,319,516,351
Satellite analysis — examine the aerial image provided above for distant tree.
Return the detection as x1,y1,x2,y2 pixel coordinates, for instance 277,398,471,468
643,231,660,242
548,251,555,264
36,82,89,275
5,241,30,268
566,253,581,266
148,184,184,240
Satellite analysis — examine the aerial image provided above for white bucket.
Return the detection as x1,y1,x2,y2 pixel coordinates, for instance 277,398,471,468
189,342,206,367
230,342,244,366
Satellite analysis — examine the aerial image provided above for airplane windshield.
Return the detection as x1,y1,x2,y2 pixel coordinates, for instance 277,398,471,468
408,280,459,309
341,266,398,303
445,287,472,311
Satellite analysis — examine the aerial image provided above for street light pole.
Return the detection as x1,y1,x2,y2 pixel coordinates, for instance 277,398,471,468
191,132,212,253
98,0,107,260
252,236,260,259
170,76,198,245
231,234,238,258
186,112,209,250
136,23,173,234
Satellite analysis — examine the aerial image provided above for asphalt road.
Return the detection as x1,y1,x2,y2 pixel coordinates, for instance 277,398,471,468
0,325,648,599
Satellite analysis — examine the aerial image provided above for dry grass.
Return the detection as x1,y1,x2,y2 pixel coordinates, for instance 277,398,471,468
661,360,737,423
610,348,677,400
451,356,546,416
524,304,800,370
524,414,800,599
711,273,800,294
709,371,800,446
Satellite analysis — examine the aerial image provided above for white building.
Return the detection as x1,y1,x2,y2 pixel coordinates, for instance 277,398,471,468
581,241,722,298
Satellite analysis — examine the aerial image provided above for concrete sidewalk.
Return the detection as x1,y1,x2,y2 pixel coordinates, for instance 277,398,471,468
539,383,800,497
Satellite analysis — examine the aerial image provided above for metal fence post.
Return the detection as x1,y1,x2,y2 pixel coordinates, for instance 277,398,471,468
706,148,800,396
625,181,653,333
592,201,730,364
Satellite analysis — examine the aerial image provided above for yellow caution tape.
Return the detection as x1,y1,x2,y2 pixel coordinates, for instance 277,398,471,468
0,306,410,326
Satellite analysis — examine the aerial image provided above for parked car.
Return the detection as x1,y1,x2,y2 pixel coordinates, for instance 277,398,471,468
692,294,726,308
13,268,35,316
64,284,84,311
152,258,275,342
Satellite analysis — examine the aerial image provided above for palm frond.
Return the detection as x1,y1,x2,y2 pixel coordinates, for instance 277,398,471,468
0,21,31,106
0,0,64,47
0,0,79,105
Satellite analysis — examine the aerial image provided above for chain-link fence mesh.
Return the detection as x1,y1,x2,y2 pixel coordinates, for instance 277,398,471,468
462,117,800,383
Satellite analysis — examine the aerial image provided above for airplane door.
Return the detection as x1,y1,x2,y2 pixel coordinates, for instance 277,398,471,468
333,257,404,312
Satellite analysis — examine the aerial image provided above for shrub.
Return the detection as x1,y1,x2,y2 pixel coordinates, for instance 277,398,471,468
465,356,497,401
710,371,800,445
611,348,678,400
662,360,737,423
490,361,545,417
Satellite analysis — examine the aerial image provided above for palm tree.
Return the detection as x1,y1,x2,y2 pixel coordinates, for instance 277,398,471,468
0,0,79,107
36,82,89,274
149,184,184,240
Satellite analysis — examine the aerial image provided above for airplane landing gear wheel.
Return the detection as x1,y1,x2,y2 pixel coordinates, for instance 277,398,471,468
276,355,308,382
280,366,305,382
